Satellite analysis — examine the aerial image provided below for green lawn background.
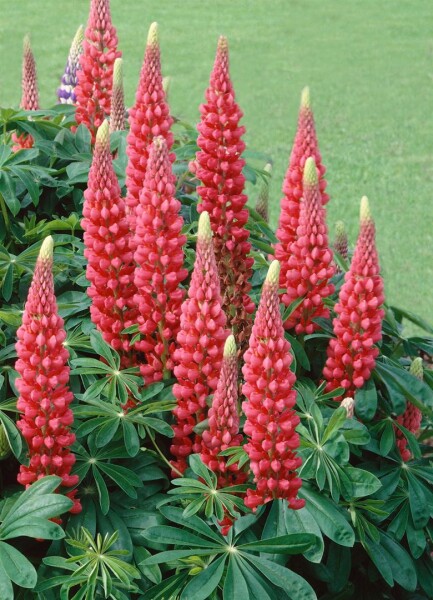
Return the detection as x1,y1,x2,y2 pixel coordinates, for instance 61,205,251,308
0,0,432,327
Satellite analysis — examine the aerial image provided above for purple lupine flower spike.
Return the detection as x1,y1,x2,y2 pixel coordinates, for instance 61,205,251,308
57,25,84,104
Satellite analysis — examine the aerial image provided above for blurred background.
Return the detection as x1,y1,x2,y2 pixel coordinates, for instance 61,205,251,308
0,0,432,325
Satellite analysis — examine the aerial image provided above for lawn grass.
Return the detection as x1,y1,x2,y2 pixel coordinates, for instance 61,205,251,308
0,0,432,328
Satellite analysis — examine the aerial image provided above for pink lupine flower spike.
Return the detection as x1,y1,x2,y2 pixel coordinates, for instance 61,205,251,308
15,237,81,514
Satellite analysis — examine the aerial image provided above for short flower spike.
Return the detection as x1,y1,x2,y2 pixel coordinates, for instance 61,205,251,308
15,236,81,514
275,87,329,312
57,25,84,105
396,357,423,461
171,211,228,474
281,156,335,334
110,58,126,132
12,35,39,151
255,163,272,222
242,260,304,511
323,197,385,399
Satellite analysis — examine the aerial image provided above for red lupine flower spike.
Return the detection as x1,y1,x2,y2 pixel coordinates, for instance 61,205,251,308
201,335,247,484
275,87,329,290
171,211,228,474
12,35,39,151
75,0,121,143
323,197,385,400
334,220,349,272
126,22,174,231
242,260,304,512
281,156,335,334
110,58,126,133
81,121,138,360
15,237,81,514
396,357,423,461
192,35,254,351
133,136,188,383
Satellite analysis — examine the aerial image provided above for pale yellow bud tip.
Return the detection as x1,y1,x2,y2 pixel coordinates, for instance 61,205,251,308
335,220,346,236
218,35,228,52
360,196,372,222
303,156,318,186
264,162,273,175
266,260,280,285
147,22,159,46
197,211,212,241
301,86,311,109
74,25,84,45
410,357,423,380
23,34,31,52
113,58,123,87
223,334,237,358
39,236,54,261
96,120,110,146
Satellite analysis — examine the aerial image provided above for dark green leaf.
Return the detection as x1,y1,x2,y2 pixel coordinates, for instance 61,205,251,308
238,533,316,555
0,542,37,588
244,555,317,600
180,555,226,600
355,378,377,421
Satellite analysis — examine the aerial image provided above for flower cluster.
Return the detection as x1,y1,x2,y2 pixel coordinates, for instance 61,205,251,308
201,334,246,486
323,197,385,399
126,22,174,231
133,136,187,382
81,121,138,359
281,156,335,334
15,237,81,514
57,25,84,105
75,0,121,143
12,35,39,151
192,35,254,349
171,212,228,474
275,87,329,302
396,358,423,461
242,260,304,511
110,58,126,132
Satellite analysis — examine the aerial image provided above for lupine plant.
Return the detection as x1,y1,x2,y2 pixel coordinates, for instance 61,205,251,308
11,35,39,151
1,12,433,600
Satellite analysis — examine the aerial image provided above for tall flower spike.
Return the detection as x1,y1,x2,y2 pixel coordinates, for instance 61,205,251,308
110,58,126,132
275,87,328,288
82,121,138,359
171,212,228,474
133,137,188,383
15,237,81,514
242,260,304,512
192,35,254,350
75,0,121,143
255,163,272,223
12,35,39,151
57,25,84,105
281,157,335,334
126,22,174,231
323,197,385,400
396,357,423,461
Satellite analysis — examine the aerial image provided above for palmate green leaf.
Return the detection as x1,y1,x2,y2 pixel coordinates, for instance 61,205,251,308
189,453,217,487
159,505,224,544
237,555,280,600
344,466,382,498
0,411,22,458
223,556,250,600
97,462,141,498
143,525,222,548
299,485,355,547
355,378,377,421
284,505,324,563
406,472,429,529
8,165,40,206
140,548,220,566
322,407,347,444
0,561,13,600
93,465,110,515
143,417,174,437
180,555,226,600
140,572,189,600
238,533,316,555
89,330,120,369
0,542,37,588
406,515,426,559
243,554,317,600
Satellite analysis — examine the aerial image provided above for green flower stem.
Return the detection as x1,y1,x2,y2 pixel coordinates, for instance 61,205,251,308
145,425,184,478
0,193,10,231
